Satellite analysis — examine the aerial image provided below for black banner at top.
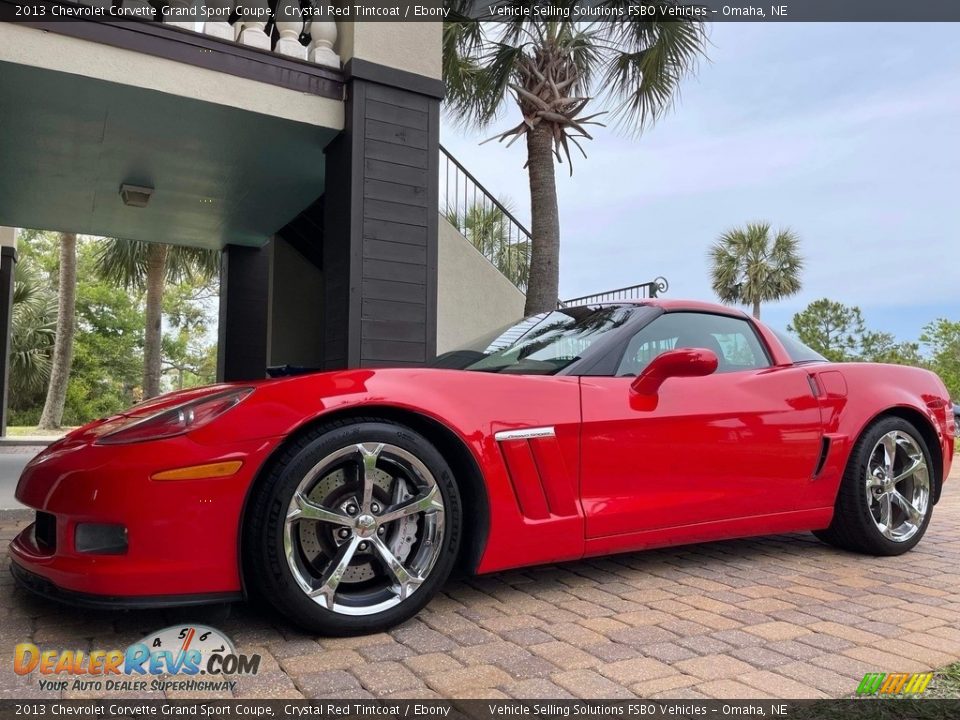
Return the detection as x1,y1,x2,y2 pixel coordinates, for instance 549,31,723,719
2,0,960,23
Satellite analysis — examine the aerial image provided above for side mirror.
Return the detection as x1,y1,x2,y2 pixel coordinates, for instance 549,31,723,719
630,348,719,395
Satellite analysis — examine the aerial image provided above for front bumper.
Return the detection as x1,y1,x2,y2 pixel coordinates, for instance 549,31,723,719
10,561,241,609
10,430,279,600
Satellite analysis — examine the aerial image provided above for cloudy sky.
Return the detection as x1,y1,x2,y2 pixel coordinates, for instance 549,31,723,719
440,22,960,343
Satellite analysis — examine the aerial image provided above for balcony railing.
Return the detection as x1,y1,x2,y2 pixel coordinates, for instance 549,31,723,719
559,278,669,308
63,0,341,68
440,145,532,293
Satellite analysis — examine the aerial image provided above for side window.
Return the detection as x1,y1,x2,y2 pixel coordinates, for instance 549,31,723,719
616,312,771,376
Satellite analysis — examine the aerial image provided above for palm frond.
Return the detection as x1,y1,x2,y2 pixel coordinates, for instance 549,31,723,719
10,258,58,397
445,199,530,290
708,222,804,314
93,238,150,290
166,246,220,284
93,238,219,288
597,13,707,133
443,6,520,128
442,4,707,159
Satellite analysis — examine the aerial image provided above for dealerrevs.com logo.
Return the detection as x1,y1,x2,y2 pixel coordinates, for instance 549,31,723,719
14,625,260,693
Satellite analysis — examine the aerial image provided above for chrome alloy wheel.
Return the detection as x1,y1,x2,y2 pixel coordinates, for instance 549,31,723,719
283,442,445,616
865,430,930,543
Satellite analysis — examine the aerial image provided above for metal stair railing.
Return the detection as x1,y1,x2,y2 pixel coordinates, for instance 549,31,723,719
559,278,669,308
440,145,532,292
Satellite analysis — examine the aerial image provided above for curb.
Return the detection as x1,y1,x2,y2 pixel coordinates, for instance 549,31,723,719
0,438,54,448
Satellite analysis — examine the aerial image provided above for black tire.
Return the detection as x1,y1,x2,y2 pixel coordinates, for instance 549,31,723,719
244,419,462,635
814,416,934,556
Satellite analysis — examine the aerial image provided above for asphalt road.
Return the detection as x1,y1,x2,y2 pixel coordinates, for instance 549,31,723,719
0,448,39,509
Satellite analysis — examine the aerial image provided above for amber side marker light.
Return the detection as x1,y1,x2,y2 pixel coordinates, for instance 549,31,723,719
151,461,243,481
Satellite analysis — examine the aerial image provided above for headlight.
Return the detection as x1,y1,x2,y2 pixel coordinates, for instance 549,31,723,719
95,388,253,445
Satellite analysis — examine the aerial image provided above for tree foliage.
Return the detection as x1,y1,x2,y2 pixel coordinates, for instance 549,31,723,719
93,238,219,398
445,201,530,290
789,298,922,366
93,239,219,290
38,233,78,429
10,257,57,405
788,299,867,362
920,319,960,398
709,222,803,319
444,6,707,314
8,232,218,427
445,6,707,142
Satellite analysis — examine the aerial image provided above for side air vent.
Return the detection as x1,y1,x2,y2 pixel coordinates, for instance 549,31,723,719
813,437,831,478
495,428,578,520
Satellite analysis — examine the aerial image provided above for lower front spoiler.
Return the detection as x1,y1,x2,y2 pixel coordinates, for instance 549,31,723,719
10,562,242,610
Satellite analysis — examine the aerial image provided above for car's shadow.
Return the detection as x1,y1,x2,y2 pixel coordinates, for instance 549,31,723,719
0,527,849,646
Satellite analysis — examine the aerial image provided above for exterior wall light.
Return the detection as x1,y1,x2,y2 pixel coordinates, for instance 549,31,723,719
119,183,154,208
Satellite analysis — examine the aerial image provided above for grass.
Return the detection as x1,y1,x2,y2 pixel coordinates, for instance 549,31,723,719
788,664,960,719
927,661,960,699
5,426,77,438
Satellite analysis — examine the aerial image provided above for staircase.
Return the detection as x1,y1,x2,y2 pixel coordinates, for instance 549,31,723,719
440,146,532,292
439,147,668,307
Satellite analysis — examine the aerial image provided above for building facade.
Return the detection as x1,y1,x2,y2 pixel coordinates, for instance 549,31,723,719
0,14,526,432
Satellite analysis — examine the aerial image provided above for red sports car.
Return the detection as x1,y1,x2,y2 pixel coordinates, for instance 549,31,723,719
11,300,955,635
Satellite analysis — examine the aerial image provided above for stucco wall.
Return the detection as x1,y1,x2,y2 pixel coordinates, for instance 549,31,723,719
268,238,324,367
0,227,16,249
338,23,441,80
437,217,526,354
0,24,344,129
267,221,524,363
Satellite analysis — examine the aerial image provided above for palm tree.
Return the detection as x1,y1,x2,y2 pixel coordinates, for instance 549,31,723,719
10,258,57,404
38,233,78,429
708,222,803,319
445,201,531,290
94,239,219,399
444,8,707,314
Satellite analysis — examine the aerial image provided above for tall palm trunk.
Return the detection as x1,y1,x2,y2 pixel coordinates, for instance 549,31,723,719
37,233,77,430
143,243,169,399
524,124,561,315
752,298,761,319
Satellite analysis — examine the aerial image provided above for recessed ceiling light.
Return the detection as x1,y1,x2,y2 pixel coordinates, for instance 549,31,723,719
119,183,154,208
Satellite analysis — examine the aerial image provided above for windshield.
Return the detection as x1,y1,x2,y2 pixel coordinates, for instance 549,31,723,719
429,305,637,375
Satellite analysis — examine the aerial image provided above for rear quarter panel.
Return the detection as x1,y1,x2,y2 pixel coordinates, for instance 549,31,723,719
817,363,953,499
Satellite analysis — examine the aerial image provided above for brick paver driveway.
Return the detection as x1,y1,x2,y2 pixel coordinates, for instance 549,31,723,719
1,461,957,701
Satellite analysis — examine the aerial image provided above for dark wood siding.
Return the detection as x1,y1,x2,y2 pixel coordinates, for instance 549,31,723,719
322,73,439,369
217,244,270,381
322,132,354,369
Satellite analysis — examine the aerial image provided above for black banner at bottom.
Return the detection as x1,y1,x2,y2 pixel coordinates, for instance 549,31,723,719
0,700,958,720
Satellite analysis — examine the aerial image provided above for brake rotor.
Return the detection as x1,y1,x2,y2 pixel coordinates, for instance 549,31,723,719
297,466,418,583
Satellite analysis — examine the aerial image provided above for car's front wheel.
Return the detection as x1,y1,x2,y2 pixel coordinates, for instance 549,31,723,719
814,416,934,556
245,419,461,635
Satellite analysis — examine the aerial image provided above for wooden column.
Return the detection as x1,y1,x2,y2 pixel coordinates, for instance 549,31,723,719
217,242,270,382
322,60,444,369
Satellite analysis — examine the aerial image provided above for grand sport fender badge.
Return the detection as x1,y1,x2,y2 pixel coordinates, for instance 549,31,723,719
494,426,556,441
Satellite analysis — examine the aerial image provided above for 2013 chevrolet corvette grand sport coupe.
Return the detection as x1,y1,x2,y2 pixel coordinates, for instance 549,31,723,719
12,300,955,634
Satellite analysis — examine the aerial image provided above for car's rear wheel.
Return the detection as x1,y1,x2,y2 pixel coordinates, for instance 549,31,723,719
814,416,933,555
245,420,461,635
